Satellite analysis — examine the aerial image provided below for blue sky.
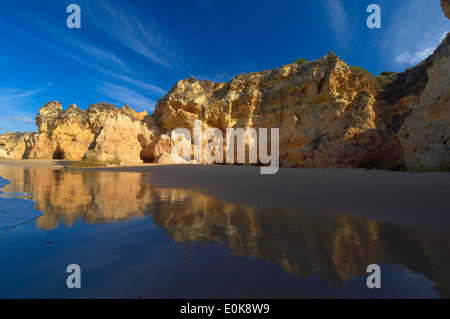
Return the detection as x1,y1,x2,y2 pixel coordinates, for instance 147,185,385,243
0,0,448,133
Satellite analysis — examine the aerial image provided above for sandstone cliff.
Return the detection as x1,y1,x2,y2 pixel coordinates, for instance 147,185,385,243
442,0,450,20
153,52,406,169
0,131,35,159
0,101,150,162
397,34,450,171
0,1,448,171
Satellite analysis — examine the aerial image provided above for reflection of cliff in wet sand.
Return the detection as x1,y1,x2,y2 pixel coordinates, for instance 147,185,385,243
152,206,450,297
0,167,152,228
0,165,449,297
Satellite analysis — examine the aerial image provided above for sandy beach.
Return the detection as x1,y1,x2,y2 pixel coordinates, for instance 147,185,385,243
1,159,449,232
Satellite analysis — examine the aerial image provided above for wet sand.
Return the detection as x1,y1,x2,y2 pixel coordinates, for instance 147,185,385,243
0,159,75,170
1,159,449,232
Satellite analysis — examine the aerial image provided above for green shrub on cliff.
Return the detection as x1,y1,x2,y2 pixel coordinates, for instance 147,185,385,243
350,65,372,76
380,71,397,76
294,58,307,64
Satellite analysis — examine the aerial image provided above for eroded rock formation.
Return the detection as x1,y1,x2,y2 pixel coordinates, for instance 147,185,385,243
397,35,450,170
442,0,450,20
0,102,150,162
153,53,407,169
0,131,35,159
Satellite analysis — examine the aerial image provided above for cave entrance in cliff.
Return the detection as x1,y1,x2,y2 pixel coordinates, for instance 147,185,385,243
52,147,65,159
138,134,156,163
141,156,155,164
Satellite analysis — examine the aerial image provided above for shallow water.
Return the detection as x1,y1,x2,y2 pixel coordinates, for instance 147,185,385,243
0,177,42,236
0,164,449,299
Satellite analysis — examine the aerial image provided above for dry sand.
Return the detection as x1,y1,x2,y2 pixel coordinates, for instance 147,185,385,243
1,159,449,232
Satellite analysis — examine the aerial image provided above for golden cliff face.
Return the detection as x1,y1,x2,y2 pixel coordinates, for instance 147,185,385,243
0,102,152,163
397,34,450,171
0,132,35,159
83,111,160,165
442,0,450,20
153,53,408,169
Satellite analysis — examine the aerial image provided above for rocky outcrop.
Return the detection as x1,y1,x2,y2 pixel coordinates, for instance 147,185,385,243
0,149,9,159
35,101,63,134
0,1,448,171
28,102,96,160
83,111,159,165
0,132,35,159
398,35,450,171
442,0,450,20
153,53,409,169
0,102,150,162
397,34,450,171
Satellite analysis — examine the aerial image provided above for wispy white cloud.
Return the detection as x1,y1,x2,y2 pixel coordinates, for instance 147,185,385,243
0,85,48,132
0,19,166,100
19,9,130,72
438,30,449,42
88,0,178,69
396,47,435,65
0,21,97,72
396,30,449,66
383,1,450,69
106,73,167,96
2,4,166,104
98,82,157,112
6,116,35,124
193,0,241,55
75,43,128,70
0,85,49,104
322,0,353,46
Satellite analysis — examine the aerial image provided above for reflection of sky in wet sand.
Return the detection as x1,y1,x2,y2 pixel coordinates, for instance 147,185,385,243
0,180,40,237
0,165,449,298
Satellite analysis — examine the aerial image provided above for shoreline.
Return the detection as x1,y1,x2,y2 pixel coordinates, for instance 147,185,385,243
0,159,449,232
0,159,75,170
0,175,42,237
